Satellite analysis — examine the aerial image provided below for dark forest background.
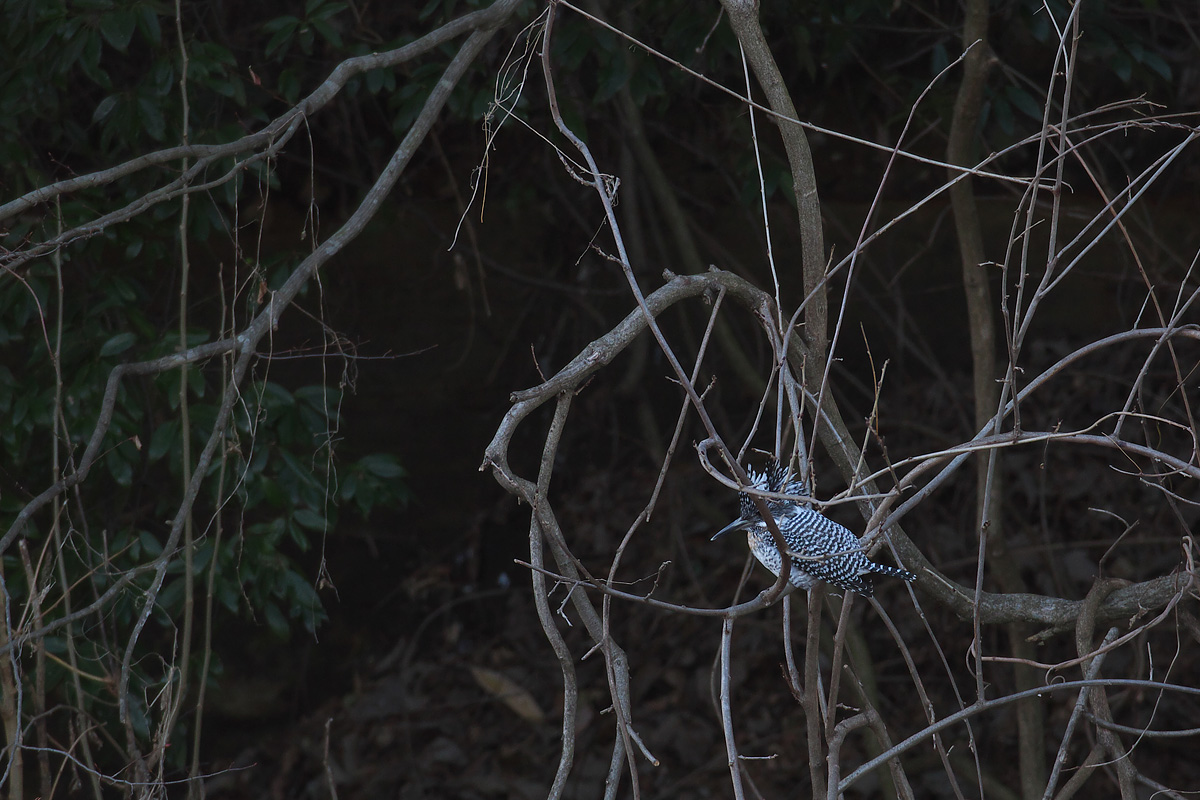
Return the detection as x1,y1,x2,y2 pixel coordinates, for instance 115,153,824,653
1,1,1198,798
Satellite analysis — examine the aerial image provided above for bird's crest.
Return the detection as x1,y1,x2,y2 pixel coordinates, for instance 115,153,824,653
736,457,805,520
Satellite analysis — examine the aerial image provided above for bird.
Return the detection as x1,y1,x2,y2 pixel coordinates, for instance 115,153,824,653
712,457,916,597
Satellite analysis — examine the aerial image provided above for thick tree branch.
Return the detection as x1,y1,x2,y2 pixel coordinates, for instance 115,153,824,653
487,270,1197,635
719,0,827,373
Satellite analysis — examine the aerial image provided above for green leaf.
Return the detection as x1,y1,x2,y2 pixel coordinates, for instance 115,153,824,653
1005,86,1043,122
12,395,29,428
311,19,343,48
278,68,301,103
283,569,321,608
259,380,295,408
418,0,443,21
312,2,348,21
107,447,134,486
358,453,406,479
150,57,174,96
138,94,166,140
991,95,1014,136
295,384,340,409
99,332,137,356
293,508,327,531
136,5,162,45
286,520,310,549
193,540,215,573
297,24,314,54
99,10,137,52
158,577,183,610
217,579,240,613
79,29,108,85
1139,51,1171,80
365,67,394,94
124,236,144,259
1111,50,1132,83
264,16,301,59
139,531,163,559
262,15,302,34
593,57,631,104
148,418,181,461
264,601,289,637
127,697,151,740
93,94,119,123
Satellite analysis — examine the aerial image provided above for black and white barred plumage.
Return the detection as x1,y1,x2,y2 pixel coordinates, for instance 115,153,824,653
712,458,916,597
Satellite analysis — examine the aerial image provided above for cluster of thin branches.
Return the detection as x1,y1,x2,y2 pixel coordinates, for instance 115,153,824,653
481,3,1200,799
0,0,528,797
0,0,1195,797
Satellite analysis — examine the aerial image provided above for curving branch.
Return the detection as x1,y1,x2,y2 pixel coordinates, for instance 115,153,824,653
485,268,1198,635
0,0,520,225
4,0,525,561
480,6,1200,800
2,0,526,789
838,678,1200,794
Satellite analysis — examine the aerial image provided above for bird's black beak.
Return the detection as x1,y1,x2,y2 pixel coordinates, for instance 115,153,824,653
711,518,750,541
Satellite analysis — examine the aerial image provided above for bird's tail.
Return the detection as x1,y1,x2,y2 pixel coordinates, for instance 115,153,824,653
871,563,917,583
